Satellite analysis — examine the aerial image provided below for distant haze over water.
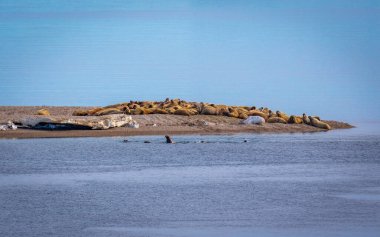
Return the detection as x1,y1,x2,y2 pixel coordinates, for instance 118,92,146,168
0,0,379,121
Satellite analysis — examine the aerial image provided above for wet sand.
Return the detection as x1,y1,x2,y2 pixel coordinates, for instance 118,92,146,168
0,106,353,139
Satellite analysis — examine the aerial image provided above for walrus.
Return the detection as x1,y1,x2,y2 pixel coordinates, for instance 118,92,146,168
152,108,168,114
165,108,176,114
236,108,249,119
120,106,131,114
72,110,88,116
238,112,248,119
261,107,269,114
248,110,268,121
165,135,175,144
140,108,154,115
268,110,276,118
174,109,192,116
130,108,144,115
267,117,287,124
215,105,229,116
86,107,103,115
162,102,173,109
129,104,140,109
227,108,240,118
288,115,303,124
309,116,331,130
188,108,199,115
236,107,249,113
201,105,218,115
170,99,179,106
276,111,289,122
95,108,122,116
302,113,311,125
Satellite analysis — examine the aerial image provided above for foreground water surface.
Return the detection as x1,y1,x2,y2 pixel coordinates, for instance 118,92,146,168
0,124,380,237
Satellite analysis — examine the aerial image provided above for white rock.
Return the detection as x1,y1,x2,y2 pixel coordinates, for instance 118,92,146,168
0,125,8,131
126,120,139,129
241,116,265,125
7,121,17,130
20,117,54,127
0,121,18,131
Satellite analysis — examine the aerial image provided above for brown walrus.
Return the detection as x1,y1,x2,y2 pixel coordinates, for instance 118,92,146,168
174,109,192,116
86,108,103,115
267,117,287,124
152,108,169,114
130,108,144,115
227,108,240,118
95,108,122,116
120,106,131,114
72,110,88,116
165,107,176,114
309,116,331,130
268,110,276,118
288,115,303,124
248,110,268,121
238,112,248,119
276,111,289,122
302,113,311,125
140,108,154,115
201,105,218,115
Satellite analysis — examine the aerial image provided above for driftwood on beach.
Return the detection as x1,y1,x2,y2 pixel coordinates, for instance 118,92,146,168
19,114,138,130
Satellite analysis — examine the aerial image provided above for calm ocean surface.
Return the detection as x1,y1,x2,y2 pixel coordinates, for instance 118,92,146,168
0,124,380,237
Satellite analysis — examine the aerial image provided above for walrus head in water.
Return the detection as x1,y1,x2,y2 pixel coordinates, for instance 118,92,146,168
165,135,175,144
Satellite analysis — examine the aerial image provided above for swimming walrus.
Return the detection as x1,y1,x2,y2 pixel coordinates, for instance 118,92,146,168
165,135,175,144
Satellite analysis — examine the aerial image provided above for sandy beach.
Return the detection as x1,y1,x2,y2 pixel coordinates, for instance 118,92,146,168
0,106,353,139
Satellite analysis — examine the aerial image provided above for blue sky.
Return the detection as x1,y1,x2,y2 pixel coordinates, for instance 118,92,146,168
0,0,379,121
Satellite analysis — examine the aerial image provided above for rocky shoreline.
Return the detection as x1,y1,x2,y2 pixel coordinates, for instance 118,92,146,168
0,104,353,139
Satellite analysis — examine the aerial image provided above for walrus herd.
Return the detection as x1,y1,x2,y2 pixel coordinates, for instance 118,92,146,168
72,98,331,130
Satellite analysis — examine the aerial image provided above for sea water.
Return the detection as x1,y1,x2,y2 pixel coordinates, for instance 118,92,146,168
0,124,379,237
